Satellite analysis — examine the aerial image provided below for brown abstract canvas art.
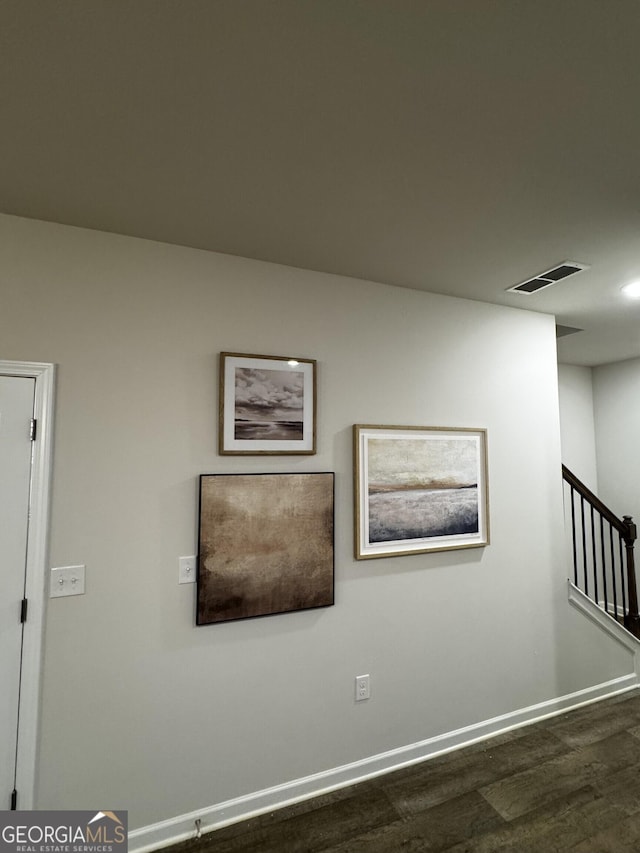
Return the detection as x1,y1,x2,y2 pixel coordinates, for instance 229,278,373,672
197,473,334,624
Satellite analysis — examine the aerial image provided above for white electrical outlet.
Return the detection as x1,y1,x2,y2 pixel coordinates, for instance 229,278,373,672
355,674,370,702
50,565,86,598
179,555,197,584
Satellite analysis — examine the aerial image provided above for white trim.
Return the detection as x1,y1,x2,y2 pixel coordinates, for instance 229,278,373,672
598,600,626,620
129,673,638,853
596,600,624,625
1,361,55,809
568,579,640,653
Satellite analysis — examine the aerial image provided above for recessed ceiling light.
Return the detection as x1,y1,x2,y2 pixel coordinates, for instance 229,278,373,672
621,281,640,299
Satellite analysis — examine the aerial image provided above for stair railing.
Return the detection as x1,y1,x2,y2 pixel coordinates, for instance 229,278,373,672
562,465,640,639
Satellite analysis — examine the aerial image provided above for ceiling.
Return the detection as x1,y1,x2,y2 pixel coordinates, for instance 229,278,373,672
2,0,640,366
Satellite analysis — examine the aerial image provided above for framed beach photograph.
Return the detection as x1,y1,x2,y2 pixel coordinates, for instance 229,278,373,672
354,425,489,559
197,472,335,625
219,352,316,454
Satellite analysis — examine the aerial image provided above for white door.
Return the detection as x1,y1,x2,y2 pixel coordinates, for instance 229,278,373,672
0,375,35,810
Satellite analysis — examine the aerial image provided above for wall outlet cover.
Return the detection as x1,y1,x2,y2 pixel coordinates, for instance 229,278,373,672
355,674,370,702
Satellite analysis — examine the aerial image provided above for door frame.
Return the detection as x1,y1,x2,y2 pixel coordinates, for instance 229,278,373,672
1,360,55,808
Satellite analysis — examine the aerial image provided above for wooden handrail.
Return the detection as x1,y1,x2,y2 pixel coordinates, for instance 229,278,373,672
561,465,626,536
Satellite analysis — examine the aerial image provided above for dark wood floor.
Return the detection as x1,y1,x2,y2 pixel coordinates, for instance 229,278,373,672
167,689,640,852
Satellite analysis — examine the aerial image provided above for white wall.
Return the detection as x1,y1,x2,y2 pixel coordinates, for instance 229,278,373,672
557,364,598,491
593,357,640,521
0,214,632,834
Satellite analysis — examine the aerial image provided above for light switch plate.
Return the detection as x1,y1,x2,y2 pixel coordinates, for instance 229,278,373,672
179,556,197,584
50,565,85,598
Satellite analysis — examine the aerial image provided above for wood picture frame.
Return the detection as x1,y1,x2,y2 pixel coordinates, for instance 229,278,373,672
219,352,316,455
197,472,335,625
354,424,489,559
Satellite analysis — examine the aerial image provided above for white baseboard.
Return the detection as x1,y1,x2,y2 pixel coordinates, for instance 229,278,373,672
129,672,638,853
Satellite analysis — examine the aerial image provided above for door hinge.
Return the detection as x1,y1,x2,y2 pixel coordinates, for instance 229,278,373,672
21,598,28,623
11,789,17,810
30,418,37,441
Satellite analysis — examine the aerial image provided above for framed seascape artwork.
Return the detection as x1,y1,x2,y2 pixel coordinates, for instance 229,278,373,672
219,352,316,455
197,472,335,625
353,425,489,559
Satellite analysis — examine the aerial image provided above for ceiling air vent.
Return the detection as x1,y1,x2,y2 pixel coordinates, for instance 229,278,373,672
507,261,589,294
